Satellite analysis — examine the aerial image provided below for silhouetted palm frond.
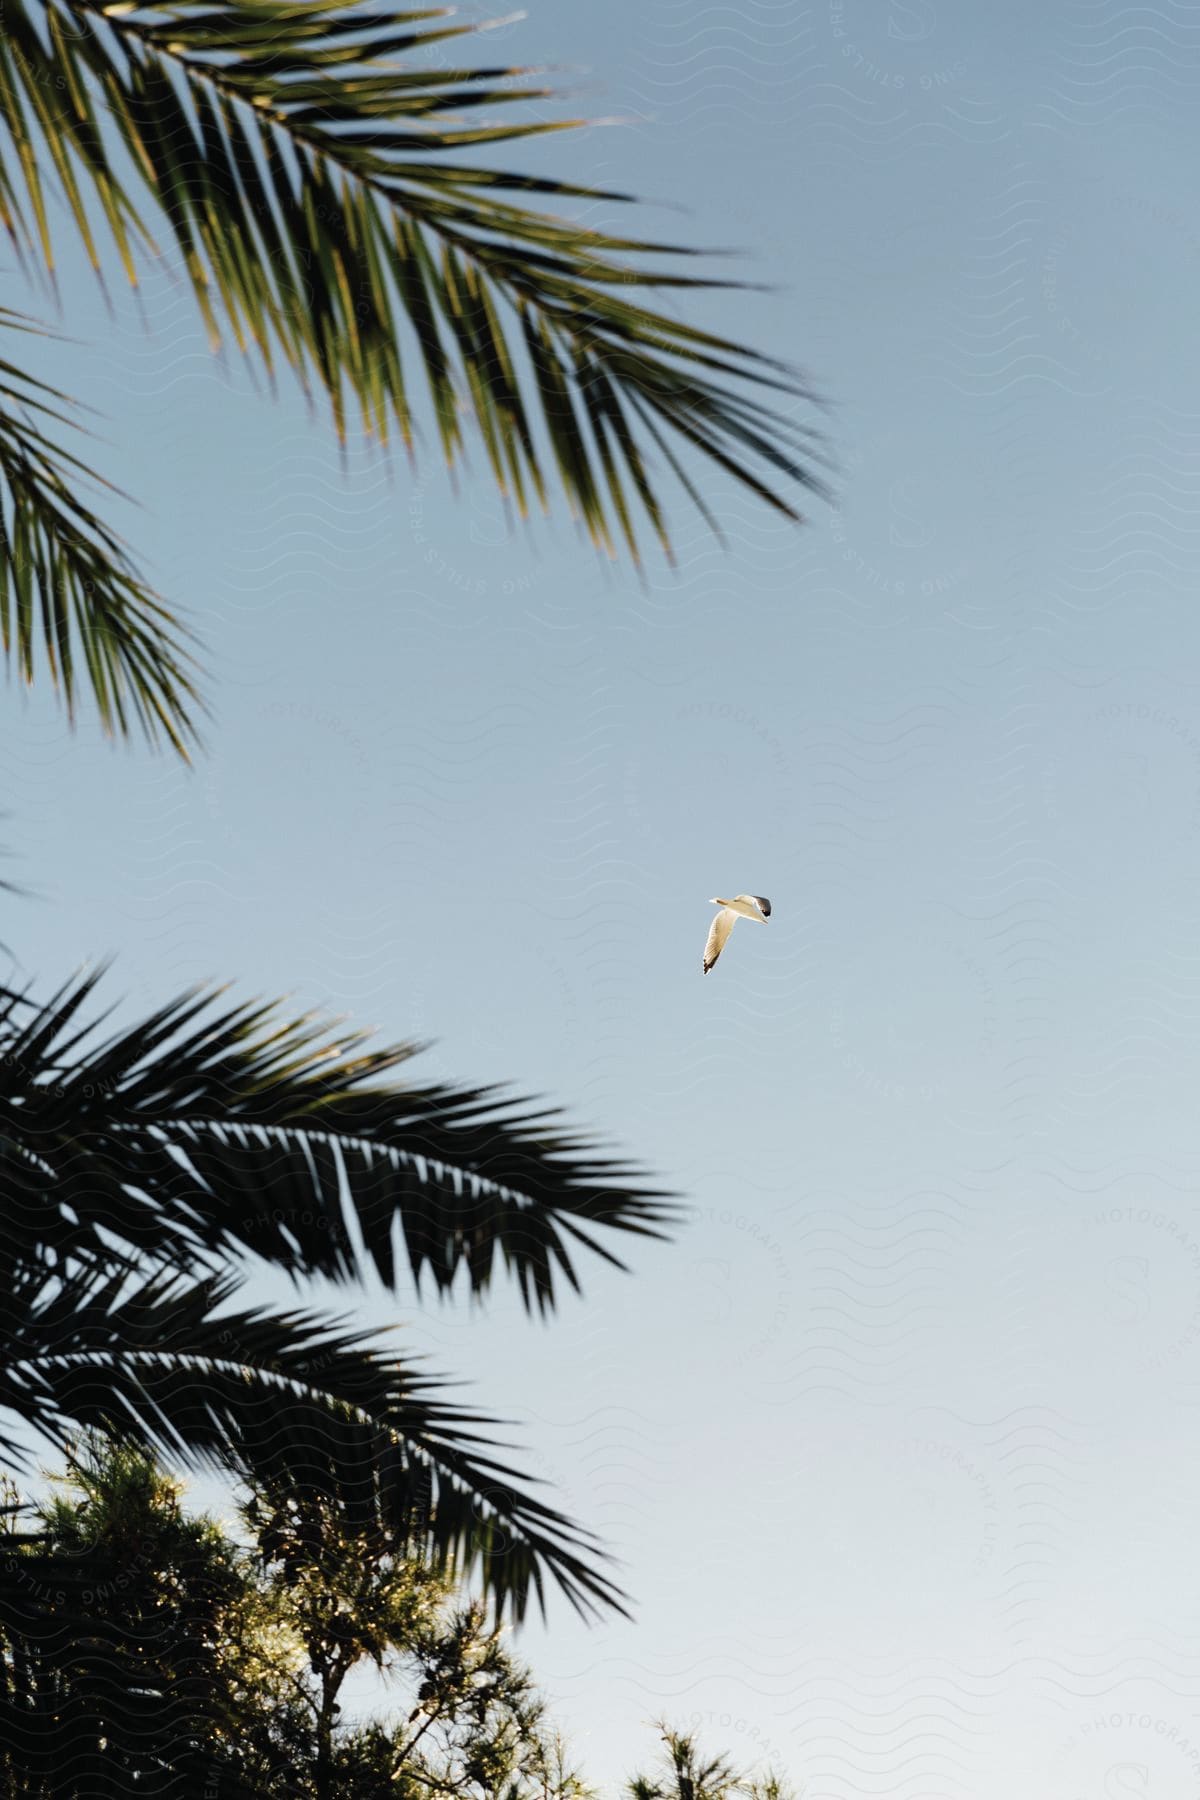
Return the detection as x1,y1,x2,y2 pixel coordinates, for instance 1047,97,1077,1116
0,1261,626,1618
0,968,678,1619
0,967,676,1310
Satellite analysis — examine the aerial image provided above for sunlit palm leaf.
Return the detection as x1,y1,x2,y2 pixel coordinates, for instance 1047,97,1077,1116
0,308,202,753
2,0,829,566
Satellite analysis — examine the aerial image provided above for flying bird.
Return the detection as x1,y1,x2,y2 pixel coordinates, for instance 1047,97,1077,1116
703,894,772,974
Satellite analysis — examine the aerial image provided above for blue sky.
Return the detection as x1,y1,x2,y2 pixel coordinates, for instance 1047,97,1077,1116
7,0,1200,1792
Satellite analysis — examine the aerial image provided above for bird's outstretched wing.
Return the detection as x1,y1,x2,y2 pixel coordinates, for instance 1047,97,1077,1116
703,909,736,974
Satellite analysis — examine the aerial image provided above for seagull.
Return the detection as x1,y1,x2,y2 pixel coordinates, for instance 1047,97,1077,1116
703,894,771,974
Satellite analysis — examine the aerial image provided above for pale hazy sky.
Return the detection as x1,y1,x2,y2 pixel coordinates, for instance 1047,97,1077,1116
7,1,1200,1793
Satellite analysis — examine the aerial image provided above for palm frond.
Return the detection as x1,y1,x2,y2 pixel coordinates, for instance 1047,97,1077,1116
0,1257,627,1619
1,0,830,560
0,968,678,1314
0,307,203,754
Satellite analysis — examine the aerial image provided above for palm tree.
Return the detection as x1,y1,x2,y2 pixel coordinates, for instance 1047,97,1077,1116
0,966,676,1623
0,0,828,757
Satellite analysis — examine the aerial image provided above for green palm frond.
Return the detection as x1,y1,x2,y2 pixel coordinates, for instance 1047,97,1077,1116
1,0,829,565
0,1260,624,1619
0,307,202,753
0,967,678,1313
